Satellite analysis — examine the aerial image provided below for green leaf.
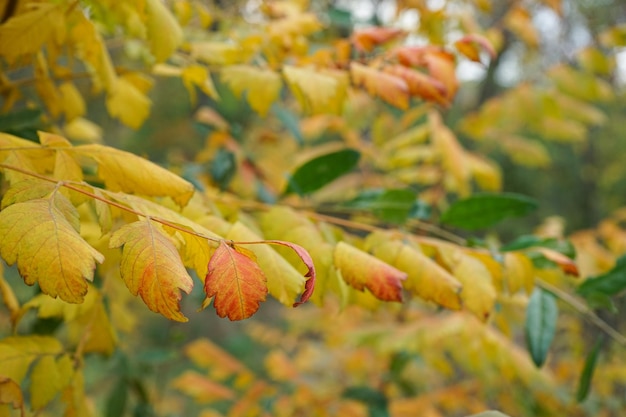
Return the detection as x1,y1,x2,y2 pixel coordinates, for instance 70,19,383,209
0,108,43,141
286,149,360,195
577,255,626,298
347,189,418,224
210,148,236,190
525,288,558,367
576,338,603,402
105,378,128,417
440,192,538,230
501,235,576,258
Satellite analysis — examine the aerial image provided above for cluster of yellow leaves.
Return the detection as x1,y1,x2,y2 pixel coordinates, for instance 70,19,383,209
459,49,612,167
0,131,317,326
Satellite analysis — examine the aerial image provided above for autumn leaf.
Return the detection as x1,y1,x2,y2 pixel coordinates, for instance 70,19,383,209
105,78,152,129
283,66,347,114
334,242,406,302
145,0,183,62
110,220,194,322
30,354,74,410
0,336,63,383
350,62,409,109
72,144,195,206
438,247,497,321
265,240,316,306
384,65,448,105
454,34,496,64
204,241,268,321
352,27,405,52
171,370,235,403
182,65,219,106
0,195,104,303
0,3,65,62
221,65,282,116
0,377,24,413
226,222,305,307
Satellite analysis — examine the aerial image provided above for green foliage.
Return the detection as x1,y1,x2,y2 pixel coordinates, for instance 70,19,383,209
525,288,559,368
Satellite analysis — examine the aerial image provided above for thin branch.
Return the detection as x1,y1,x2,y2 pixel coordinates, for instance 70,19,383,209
536,278,626,348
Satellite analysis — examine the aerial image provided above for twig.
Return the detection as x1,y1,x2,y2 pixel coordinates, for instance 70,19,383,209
536,278,626,347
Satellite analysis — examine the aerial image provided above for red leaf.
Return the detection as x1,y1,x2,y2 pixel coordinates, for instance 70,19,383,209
204,241,268,321
352,27,405,52
266,240,316,306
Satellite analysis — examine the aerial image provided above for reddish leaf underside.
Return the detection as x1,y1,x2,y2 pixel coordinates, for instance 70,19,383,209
204,241,268,321
265,240,316,306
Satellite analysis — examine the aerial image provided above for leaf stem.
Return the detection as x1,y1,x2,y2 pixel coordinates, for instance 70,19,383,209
536,278,626,347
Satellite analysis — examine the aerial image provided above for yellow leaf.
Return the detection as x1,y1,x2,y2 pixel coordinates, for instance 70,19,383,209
466,152,502,191
429,111,470,196
0,377,23,414
64,118,103,143
0,3,64,61
182,65,219,105
334,241,406,302
501,135,550,168
0,263,20,325
105,78,152,129
226,222,305,306
0,179,56,209
109,220,194,322
30,354,74,410
60,369,91,417
504,252,535,294
0,336,63,383
69,11,117,92
171,371,235,403
505,5,539,47
0,195,104,303
21,288,117,355
72,144,195,206
549,64,614,102
191,42,247,65
438,248,496,321
34,53,62,117
59,82,86,122
283,66,346,114
184,338,247,377
221,65,282,116
145,0,183,62
576,46,615,75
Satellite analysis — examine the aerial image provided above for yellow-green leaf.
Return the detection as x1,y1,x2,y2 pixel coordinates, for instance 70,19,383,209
182,65,219,105
221,65,282,116
109,220,194,322
0,336,63,383
105,78,152,129
72,144,195,207
0,196,104,303
145,0,183,62
30,354,74,410
59,82,86,122
283,66,346,114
